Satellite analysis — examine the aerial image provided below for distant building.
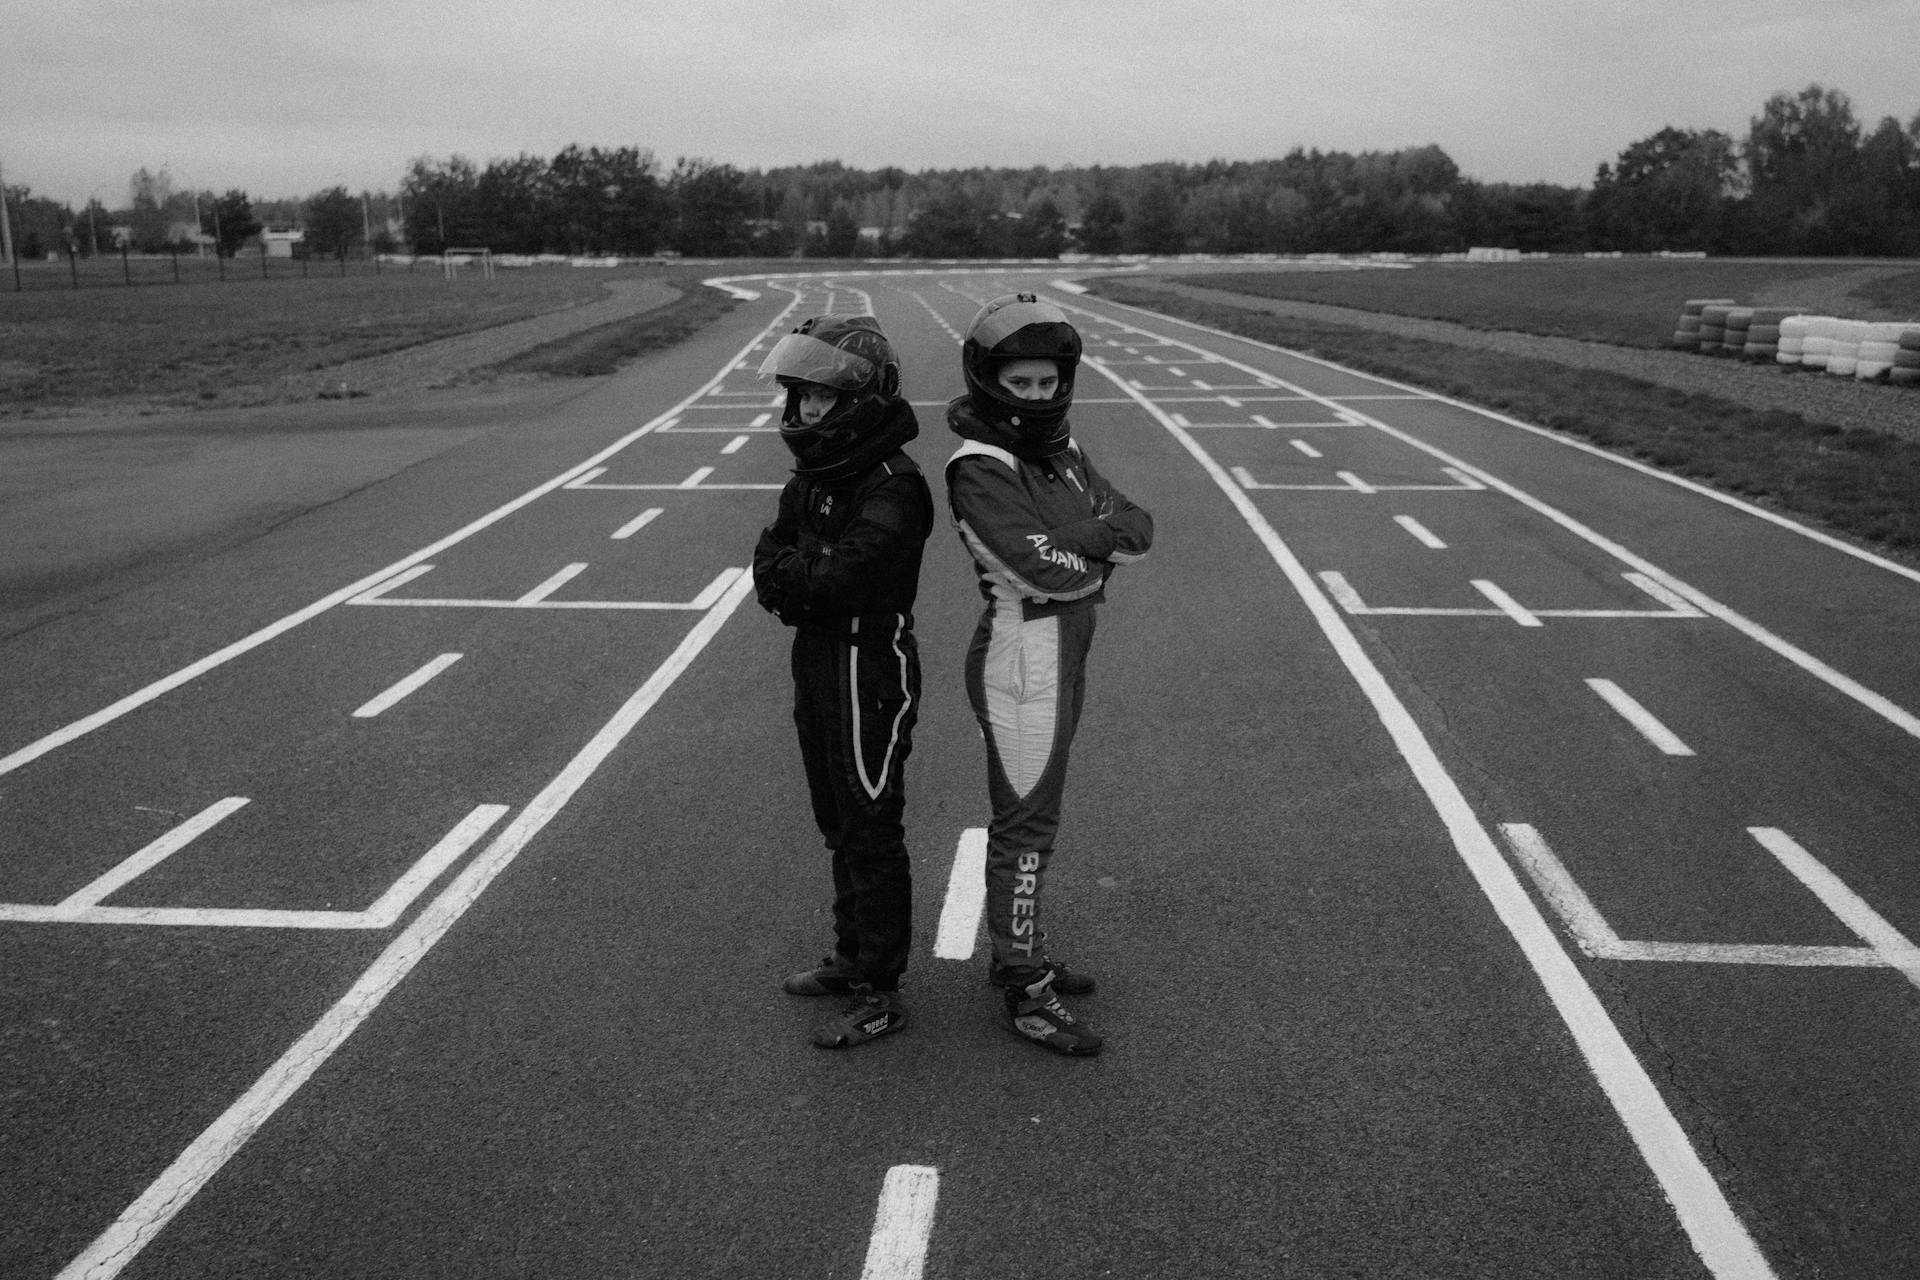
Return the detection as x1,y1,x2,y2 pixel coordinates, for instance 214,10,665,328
166,221,217,254
261,225,304,258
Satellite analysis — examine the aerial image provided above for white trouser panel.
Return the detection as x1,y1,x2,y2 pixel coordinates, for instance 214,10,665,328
980,606,1060,798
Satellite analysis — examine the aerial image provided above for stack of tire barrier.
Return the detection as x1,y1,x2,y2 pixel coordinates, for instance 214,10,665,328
1825,319,1865,378
1673,302,1917,389
1697,303,1736,356
1801,316,1836,372
1720,306,1754,357
1743,307,1801,362
1672,298,1735,351
1896,326,1920,387
1855,323,1912,383
1777,314,1814,367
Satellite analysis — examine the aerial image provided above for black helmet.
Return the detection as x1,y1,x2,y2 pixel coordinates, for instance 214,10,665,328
758,315,905,477
961,293,1082,453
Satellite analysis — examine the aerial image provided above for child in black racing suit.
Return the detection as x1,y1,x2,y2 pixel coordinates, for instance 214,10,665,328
945,294,1153,1057
752,315,933,1049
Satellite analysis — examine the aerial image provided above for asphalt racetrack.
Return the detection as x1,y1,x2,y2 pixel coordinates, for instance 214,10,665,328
4,267,1919,1279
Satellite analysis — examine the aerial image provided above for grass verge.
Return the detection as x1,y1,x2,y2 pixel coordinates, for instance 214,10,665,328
1088,278,1920,556
0,267,621,412
1172,259,1920,348
491,275,738,377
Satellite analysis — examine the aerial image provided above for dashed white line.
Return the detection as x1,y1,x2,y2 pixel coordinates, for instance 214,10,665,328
1083,348,1775,1280
933,828,988,960
352,654,464,719
611,508,663,540
1586,679,1695,756
55,573,760,1280
681,466,716,488
1289,439,1323,459
1394,516,1447,549
861,1165,939,1280
721,434,749,455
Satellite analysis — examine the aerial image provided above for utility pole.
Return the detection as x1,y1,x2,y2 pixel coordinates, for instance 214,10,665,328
0,159,16,269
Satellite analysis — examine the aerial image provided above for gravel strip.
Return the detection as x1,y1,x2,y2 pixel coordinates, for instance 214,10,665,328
1127,279,1920,444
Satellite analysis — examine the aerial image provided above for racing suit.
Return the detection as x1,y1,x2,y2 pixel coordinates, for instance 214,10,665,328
753,416,933,992
945,398,1153,987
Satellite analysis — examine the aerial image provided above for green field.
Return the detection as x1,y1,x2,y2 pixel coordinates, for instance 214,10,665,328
1172,259,1920,348
0,264,707,413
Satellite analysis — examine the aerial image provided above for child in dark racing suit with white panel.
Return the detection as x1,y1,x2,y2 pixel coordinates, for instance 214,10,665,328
753,315,933,1050
945,294,1153,1056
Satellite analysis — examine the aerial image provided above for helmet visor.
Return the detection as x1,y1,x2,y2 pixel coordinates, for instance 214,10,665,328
969,296,1071,350
758,333,874,390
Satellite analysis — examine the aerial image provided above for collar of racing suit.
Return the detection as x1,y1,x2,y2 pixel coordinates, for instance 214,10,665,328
945,394,1075,466
791,395,921,484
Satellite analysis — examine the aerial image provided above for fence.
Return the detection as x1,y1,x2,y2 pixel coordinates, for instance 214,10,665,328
0,245,442,293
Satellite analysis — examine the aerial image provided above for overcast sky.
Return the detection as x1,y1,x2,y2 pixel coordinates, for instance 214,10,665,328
6,0,1917,208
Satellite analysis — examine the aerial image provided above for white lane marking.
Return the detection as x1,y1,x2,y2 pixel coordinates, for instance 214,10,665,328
1335,470,1376,494
55,572,760,1280
721,434,749,455
1751,828,1920,991
933,829,989,960
1472,580,1542,627
1586,679,1695,756
50,797,250,919
1395,516,1447,549
1071,293,1920,742
516,563,589,604
565,467,608,488
1086,356,1777,1280
352,654,463,719
611,508,663,540
1170,412,1190,427
0,308,809,781
1220,395,1242,408
2,805,511,930
861,1165,939,1280
1502,822,1896,968
1318,570,1703,621
347,566,744,613
1621,573,1704,616
680,466,716,488
1289,439,1323,459
1251,415,1279,428
750,412,772,427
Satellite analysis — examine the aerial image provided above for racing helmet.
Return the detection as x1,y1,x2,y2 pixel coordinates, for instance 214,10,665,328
961,293,1082,452
758,315,903,473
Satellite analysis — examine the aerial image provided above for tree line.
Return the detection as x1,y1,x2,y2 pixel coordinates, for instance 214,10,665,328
5,84,1916,262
